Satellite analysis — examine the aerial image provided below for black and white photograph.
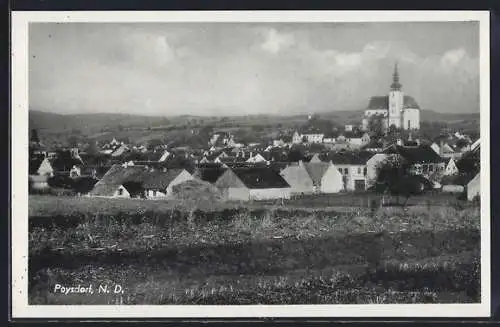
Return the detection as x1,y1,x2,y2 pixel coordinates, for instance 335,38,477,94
11,11,490,318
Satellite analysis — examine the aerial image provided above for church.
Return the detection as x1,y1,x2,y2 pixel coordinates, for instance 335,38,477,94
362,63,420,131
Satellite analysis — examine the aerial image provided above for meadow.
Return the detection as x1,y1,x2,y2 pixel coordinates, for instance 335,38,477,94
28,194,480,305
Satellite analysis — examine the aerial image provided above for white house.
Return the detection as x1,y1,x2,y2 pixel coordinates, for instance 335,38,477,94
246,153,267,164
304,161,344,193
330,152,375,191
467,172,480,201
143,169,194,198
280,161,315,195
292,131,302,144
444,158,459,176
303,133,325,144
29,157,54,177
216,167,291,201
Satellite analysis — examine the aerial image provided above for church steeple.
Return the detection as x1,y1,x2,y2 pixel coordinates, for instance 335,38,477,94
390,62,402,91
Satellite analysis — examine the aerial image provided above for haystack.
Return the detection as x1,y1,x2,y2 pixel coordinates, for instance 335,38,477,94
171,178,225,209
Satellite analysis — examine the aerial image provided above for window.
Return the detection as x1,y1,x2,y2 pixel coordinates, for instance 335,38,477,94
363,167,367,176
423,164,428,173
344,168,348,175
153,190,157,196
338,168,342,174
429,165,434,172
357,167,362,174
408,120,411,130
118,188,123,196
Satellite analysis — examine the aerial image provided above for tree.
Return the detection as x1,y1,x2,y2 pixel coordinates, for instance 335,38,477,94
30,129,40,144
373,156,428,207
367,116,385,137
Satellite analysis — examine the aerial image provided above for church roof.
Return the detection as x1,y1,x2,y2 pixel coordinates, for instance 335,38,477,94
366,95,420,110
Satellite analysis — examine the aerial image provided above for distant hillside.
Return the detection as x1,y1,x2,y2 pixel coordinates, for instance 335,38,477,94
322,109,479,125
29,109,480,147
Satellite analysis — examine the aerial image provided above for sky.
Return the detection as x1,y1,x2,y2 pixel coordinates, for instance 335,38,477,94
29,22,480,116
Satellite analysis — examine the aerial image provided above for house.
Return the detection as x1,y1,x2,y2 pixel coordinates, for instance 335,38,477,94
362,139,385,153
322,132,337,144
88,165,148,198
292,131,302,144
246,153,267,164
110,144,129,157
302,133,325,144
444,158,459,176
215,167,291,201
143,169,193,198
467,172,480,201
193,166,227,185
304,160,344,193
329,151,374,191
157,150,171,162
280,161,315,195
383,144,445,176
29,157,54,177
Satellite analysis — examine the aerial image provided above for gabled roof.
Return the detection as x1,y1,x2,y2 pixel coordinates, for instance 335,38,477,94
231,167,290,189
143,169,186,190
88,165,148,196
328,151,374,165
366,95,420,110
29,156,47,175
383,145,444,164
194,167,227,184
304,162,331,184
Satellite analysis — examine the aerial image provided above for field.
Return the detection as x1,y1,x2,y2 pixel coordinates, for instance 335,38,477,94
28,194,480,305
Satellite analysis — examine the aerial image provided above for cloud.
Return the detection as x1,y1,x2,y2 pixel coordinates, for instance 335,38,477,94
260,29,296,54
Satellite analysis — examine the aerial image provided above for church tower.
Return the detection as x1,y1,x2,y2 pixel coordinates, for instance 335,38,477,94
388,62,404,129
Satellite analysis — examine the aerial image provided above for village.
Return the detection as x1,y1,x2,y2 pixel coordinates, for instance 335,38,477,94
28,65,481,204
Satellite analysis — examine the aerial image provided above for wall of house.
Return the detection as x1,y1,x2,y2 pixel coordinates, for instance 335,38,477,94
38,159,54,176
320,166,343,193
249,188,291,200
165,170,194,195
30,175,49,190
335,164,367,191
442,185,465,193
444,159,459,176
280,165,314,195
146,189,167,198
467,173,480,201
224,187,250,201
112,185,131,198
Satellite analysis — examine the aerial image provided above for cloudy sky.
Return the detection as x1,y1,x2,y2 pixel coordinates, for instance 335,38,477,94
29,21,479,116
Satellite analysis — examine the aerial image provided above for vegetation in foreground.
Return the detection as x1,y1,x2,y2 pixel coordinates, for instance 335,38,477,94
28,195,480,305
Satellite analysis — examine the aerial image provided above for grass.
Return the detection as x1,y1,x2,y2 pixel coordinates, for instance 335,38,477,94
28,195,481,305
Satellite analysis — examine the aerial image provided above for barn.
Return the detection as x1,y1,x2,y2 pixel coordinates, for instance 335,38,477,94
215,167,291,201
467,172,480,201
87,164,148,198
143,169,193,199
304,161,344,193
280,161,314,195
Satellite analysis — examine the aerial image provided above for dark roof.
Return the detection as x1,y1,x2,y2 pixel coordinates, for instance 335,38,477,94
88,165,149,196
304,162,331,184
194,167,227,183
328,151,374,165
366,95,420,110
231,167,290,189
342,131,365,139
143,169,185,190
383,145,444,164
362,139,385,150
